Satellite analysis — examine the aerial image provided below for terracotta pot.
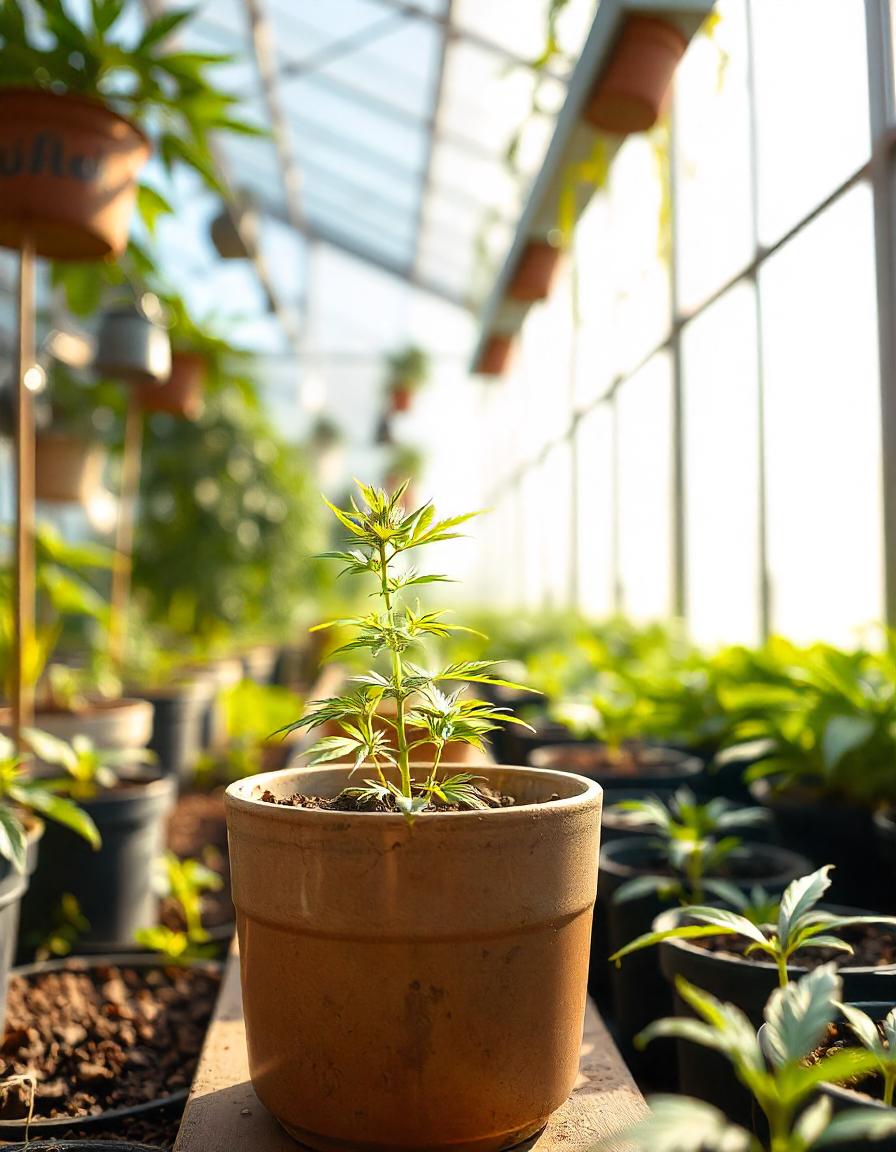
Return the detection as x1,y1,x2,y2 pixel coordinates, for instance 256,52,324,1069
507,241,563,302
390,384,413,413
225,763,603,1152
2,698,154,753
35,434,104,504
139,351,206,419
94,308,172,387
476,334,515,377
584,16,687,134
0,88,150,260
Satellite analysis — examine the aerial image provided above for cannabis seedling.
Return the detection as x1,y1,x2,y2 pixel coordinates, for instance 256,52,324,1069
611,865,896,988
134,852,222,961
836,1004,896,1107
594,965,896,1152
610,787,768,906
0,734,99,873
279,481,533,815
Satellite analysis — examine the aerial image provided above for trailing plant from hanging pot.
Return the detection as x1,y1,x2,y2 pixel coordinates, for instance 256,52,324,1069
224,480,604,1152
0,0,259,260
384,345,428,413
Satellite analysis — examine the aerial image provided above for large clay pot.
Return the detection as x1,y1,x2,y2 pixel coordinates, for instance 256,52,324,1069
139,351,205,419
507,240,563,302
35,434,104,503
2,698,154,753
585,16,687,134
94,307,172,386
0,88,150,260
226,763,602,1152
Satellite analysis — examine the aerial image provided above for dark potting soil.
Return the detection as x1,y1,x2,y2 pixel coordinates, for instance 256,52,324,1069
807,1021,888,1100
162,792,233,932
46,1107,183,1148
695,922,896,971
0,963,220,1122
260,785,522,813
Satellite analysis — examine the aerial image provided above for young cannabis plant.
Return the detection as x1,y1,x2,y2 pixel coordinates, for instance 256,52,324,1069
278,481,534,815
0,734,99,873
595,965,896,1152
610,787,769,906
836,1004,896,1107
611,865,896,988
134,852,223,961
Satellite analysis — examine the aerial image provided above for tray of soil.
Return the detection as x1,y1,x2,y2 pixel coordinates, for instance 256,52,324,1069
162,790,233,946
760,1003,896,1152
654,908,896,1122
0,956,221,1138
531,741,704,797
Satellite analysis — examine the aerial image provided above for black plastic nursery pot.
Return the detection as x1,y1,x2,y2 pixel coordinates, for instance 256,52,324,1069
655,909,896,1126
17,773,176,957
530,741,705,796
751,779,893,911
0,955,221,1141
0,825,41,1034
596,837,811,1084
757,1003,896,1152
141,679,215,785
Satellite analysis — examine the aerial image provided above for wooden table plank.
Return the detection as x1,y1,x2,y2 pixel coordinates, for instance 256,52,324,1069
175,944,646,1152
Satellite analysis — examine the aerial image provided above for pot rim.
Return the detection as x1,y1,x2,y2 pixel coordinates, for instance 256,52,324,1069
0,955,221,1134
0,85,151,150
225,762,603,822
654,905,896,977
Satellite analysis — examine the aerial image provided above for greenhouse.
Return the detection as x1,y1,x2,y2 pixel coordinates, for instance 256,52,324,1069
0,2,894,1151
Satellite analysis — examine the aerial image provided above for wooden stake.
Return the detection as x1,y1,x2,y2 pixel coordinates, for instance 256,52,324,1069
109,387,143,671
13,233,36,748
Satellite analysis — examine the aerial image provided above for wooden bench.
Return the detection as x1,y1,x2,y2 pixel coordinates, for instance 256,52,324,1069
174,943,646,1151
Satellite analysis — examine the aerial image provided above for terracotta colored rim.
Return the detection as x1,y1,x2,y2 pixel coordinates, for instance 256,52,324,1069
226,763,602,822
0,87,151,150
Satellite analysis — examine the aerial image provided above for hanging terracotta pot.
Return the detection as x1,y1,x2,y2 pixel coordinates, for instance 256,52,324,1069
139,351,206,420
0,88,150,261
94,308,171,387
508,240,563,302
584,16,688,135
389,384,413,413
475,334,515,377
35,433,105,504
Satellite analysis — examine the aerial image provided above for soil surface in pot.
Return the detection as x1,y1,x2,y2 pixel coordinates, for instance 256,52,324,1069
162,791,232,932
260,783,524,813
0,963,220,1121
807,1021,889,1100
37,1108,183,1147
694,923,896,971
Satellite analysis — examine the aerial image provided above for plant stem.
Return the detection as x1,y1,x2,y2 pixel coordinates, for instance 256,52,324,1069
885,1070,896,1108
378,542,411,797
775,952,790,988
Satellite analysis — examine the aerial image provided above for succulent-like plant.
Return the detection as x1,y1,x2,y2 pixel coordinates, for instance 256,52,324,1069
609,787,769,906
277,481,533,816
0,734,99,873
594,965,896,1151
611,865,896,988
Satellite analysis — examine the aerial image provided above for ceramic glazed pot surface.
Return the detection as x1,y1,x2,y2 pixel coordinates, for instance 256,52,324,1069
0,88,150,260
226,763,602,1152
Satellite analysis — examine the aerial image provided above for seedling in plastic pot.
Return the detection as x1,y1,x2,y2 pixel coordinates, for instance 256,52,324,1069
611,864,896,988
